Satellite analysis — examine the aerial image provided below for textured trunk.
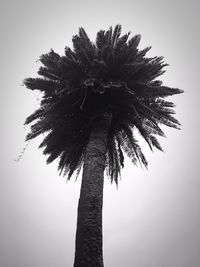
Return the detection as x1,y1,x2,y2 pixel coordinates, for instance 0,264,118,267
73,113,111,267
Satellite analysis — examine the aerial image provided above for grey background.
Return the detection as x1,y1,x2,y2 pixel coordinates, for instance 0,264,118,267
0,0,199,266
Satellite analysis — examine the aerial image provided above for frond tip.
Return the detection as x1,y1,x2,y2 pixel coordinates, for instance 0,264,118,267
23,25,183,184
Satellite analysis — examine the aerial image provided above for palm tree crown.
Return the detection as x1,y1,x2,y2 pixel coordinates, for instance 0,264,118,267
24,24,183,184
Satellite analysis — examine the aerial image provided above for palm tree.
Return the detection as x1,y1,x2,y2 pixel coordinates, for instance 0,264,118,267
23,25,183,267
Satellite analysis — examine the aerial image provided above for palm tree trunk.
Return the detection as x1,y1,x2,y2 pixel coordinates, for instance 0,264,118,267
73,112,112,267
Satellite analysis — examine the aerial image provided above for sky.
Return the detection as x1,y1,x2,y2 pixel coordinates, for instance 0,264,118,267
0,0,200,266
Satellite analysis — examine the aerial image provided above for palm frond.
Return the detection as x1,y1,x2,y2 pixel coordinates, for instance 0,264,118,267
111,24,122,47
128,81,183,98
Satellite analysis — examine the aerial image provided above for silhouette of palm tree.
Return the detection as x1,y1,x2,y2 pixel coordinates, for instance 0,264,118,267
23,25,183,267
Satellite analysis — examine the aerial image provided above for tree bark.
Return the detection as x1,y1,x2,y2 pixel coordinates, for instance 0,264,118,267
73,113,111,267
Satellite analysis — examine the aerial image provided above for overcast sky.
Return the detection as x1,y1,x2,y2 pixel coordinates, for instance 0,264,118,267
0,0,200,266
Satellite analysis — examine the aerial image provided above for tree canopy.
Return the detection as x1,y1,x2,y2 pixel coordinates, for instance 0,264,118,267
24,25,183,184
